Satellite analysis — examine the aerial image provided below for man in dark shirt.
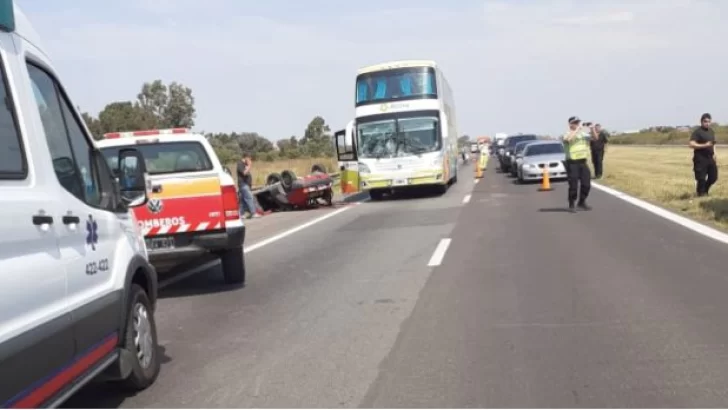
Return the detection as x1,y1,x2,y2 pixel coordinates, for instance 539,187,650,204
689,113,718,197
236,153,260,218
590,123,609,179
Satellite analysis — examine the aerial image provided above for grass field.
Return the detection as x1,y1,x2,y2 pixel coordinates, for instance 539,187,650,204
599,146,728,230
226,157,339,188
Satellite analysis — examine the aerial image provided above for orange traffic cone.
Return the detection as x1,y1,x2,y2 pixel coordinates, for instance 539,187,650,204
538,166,553,192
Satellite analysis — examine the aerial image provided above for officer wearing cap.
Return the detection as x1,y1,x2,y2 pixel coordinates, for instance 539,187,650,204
562,116,598,212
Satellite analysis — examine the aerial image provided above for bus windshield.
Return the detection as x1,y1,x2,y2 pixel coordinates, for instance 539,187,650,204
357,114,441,159
356,67,437,106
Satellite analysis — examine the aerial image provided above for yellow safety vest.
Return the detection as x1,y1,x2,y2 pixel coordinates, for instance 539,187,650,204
564,132,589,161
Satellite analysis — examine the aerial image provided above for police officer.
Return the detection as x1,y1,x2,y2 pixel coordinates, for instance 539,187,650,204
689,113,718,197
590,123,609,179
562,116,597,212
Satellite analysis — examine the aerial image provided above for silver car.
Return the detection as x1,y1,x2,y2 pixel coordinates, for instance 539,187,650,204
517,141,568,183
510,140,537,177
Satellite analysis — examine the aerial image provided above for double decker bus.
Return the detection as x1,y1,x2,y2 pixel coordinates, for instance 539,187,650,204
334,60,459,200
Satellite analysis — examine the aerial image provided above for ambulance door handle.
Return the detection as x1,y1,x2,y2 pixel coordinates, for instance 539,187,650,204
32,215,53,226
152,184,163,193
62,215,80,225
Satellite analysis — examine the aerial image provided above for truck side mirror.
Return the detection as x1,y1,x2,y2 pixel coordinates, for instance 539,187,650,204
118,148,149,208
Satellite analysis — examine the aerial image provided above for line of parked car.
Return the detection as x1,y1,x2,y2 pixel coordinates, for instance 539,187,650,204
494,134,568,183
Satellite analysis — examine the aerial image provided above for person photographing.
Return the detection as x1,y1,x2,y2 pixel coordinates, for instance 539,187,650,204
689,113,718,197
562,116,598,212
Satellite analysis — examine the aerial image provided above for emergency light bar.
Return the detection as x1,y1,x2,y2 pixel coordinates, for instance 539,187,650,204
103,128,189,139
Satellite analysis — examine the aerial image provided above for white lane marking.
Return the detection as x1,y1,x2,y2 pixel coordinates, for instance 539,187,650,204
427,238,452,267
244,203,361,253
592,182,728,245
159,202,363,289
463,194,471,204
474,178,479,184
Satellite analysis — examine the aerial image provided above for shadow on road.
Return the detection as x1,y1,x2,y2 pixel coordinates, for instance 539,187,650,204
538,207,573,213
699,198,728,224
159,265,245,299
371,186,447,202
61,345,173,409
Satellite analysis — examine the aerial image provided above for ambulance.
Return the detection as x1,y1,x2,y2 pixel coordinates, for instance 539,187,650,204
97,128,247,285
0,1,161,405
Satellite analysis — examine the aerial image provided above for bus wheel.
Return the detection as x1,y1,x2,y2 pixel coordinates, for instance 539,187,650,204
369,189,384,201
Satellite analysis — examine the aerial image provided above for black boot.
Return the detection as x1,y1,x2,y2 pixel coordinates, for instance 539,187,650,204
577,200,592,211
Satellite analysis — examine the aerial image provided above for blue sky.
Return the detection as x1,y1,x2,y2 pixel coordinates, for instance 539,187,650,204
17,0,728,140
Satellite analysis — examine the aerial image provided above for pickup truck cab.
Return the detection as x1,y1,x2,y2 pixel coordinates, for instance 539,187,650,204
96,129,247,285
0,2,160,407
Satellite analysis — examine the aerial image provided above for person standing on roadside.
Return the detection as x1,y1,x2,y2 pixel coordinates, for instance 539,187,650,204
689,113,718,197
236,153,260,219
562,116,597,212
590,123,609,179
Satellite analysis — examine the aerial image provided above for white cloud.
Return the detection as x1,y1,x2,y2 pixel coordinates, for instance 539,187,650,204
17,0,728,138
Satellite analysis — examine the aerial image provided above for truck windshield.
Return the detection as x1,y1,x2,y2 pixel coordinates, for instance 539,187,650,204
101,141,213,175
357,115,441,159
356,67,437,106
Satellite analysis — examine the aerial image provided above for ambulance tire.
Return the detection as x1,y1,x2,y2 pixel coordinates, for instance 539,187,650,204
221,246,245,285
311,163,327,174
266,173,282,186
119,284,160,391
281,170,297,191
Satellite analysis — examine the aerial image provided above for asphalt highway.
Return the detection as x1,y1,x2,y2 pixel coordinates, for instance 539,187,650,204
66,161,728,408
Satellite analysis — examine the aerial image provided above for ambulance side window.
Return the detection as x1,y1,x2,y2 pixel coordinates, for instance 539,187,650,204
26,62,111,210
0,54,26,179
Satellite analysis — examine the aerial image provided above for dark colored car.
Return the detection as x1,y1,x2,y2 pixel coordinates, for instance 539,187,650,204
499,134,538,173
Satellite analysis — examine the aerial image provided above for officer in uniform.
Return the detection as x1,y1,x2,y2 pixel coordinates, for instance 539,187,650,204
562,116,597,212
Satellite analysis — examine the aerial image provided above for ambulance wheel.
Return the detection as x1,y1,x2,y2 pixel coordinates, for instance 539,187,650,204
221,246,245,285
119,284,160,391
311,163,327,174
281,170,297,191
266,173,282,186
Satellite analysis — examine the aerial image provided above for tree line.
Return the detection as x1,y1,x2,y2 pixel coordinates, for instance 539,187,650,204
81,79,336,164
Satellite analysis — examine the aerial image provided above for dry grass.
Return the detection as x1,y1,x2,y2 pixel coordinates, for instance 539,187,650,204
226,157,339,187
599,146,728,230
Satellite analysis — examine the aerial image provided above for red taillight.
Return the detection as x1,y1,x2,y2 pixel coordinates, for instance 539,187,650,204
221,185,240,221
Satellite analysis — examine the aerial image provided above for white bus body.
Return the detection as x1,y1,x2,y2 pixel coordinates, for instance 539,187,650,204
334,60,459,198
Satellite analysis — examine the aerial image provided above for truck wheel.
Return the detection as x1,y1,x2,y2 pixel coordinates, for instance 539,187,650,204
266,173,282,186
221,246,245,285
281,170,297,191
311,163,327,174
120,284,160,391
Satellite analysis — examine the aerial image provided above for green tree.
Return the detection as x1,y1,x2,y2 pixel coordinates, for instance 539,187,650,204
96,101,156,136
301,116,334,157
81,112,103,140
137,79,196,128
